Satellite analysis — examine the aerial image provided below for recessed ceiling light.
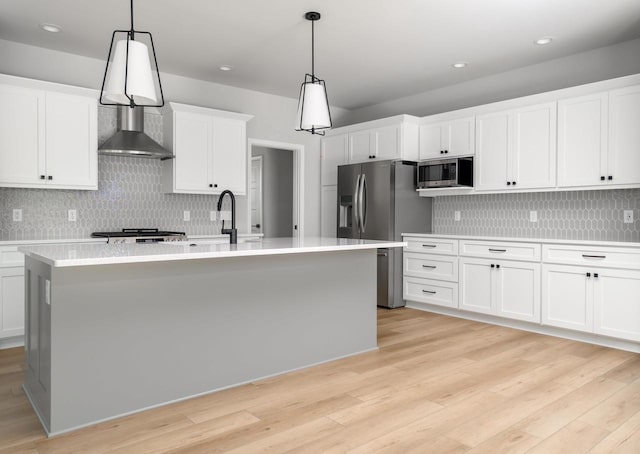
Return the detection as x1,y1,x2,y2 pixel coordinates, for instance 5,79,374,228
452,62,468,69
40,23,62,33
219,65,233,71
535,37,553,45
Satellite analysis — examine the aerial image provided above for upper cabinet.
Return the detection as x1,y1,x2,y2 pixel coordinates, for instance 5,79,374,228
557,85,640,189
419,116,475,160
0,76,97,190
162,102,253,195
475,102,556,191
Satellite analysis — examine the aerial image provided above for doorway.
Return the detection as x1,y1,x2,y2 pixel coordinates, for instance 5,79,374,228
247,139,304,238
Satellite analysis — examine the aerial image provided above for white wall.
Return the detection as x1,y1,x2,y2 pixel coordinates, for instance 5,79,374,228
340,38,640,124
0,38,350,237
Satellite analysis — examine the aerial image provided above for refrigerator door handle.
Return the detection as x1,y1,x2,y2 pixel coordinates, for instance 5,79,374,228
354,174,361,233
360,174,367,233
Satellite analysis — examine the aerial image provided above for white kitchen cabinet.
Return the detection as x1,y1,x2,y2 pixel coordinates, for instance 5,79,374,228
475,102,556,191
163,102,253,195
419,116,475,159
608,85,640,186
542,264,593,333
321,134,348,186
593,268,640,342
0,267,25,339
320,185,337,237
557,93,608,187
460,257,540,322
349,125,400,162
0,80,97,190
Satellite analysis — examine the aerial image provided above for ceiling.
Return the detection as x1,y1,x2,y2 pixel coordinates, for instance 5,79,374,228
1,0,640,110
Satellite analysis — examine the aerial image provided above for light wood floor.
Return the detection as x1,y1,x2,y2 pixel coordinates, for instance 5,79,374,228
2,308,640,453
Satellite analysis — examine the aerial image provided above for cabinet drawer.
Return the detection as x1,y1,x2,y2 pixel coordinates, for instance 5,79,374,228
0,247,24,267
403,237,458,255
404,252,458,282
459,240,540,262
543,244,640,270
403,276,458,308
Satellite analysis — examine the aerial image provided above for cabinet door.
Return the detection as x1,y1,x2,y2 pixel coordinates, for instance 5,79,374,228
349,130,372,162
593,268,640,342
0,267,25,339
321,134,348,186
542,264,593,332
45,92,97,189
511,102,556,189
320,185,337,237
212,117,247,195
475,111,511,191
495,261,540,323
557,93,608,187
459,258,494,315
419,123,442,159
444,117,475,156
173,111,212,193
373,125,401,160
0,85,44,186
608,85,640,185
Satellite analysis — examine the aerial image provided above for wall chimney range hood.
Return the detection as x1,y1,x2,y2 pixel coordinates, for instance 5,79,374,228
98,106,173,160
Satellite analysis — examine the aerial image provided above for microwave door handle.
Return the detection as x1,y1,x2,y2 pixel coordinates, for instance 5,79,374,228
354,174,361,234
360,174,367,233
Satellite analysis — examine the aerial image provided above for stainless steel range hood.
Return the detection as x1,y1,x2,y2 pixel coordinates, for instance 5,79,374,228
99,106,174,160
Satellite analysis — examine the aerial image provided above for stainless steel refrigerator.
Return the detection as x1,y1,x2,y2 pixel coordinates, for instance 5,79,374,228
337,160,432,308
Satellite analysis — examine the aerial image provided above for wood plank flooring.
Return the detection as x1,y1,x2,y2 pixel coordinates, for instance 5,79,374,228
1,308,639,453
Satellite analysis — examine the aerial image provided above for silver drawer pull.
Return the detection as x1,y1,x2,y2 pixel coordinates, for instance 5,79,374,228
422,244,437,248
582,254,606,259
422,289,436,294
422,265,437,269
489,248,507,253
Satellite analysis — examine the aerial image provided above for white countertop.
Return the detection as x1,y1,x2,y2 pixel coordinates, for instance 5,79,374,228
19,237,405,267
402,233,640,249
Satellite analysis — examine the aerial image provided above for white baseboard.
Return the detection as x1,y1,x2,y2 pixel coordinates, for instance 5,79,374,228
0,336,24,350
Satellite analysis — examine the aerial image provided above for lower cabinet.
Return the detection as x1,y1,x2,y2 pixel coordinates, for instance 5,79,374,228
460,257,540,323
542,265,640,342
0,266,25,339
403,276,458,308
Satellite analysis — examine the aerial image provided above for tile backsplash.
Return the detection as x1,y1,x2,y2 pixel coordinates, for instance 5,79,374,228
0,107,227,241
433,189,640,242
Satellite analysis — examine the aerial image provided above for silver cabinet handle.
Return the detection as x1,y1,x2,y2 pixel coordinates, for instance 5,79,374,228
422,289,436,294
582,254,606,259
489,248,507,253
422,265,437,268
422,244,437,248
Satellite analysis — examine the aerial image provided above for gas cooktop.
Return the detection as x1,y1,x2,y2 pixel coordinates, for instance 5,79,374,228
91,228,186,244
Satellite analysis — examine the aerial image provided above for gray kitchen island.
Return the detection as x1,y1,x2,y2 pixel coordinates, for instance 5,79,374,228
19,237,404,436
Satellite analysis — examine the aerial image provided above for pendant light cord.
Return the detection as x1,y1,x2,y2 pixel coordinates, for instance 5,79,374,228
311,19,315,79
130,0,135,40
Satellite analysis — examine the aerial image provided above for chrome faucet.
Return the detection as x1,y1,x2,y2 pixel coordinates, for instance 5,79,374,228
217,190,237,244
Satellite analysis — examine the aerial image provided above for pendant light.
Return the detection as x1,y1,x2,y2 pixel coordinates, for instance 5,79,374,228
99,0,164,107
295,12,332,135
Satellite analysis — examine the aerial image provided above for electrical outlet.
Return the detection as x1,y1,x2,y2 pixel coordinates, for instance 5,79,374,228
454,211,461,222
68,209,77,222
624,210,634,224
529,211,538,223
210,211,217,221
183,210,191,222
220,211,232,221
12,209,22,222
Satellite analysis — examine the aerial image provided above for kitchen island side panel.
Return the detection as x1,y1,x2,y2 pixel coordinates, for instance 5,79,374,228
44,249,376,435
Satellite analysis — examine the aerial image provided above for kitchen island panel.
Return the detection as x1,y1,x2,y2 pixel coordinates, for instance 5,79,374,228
24,249,377,436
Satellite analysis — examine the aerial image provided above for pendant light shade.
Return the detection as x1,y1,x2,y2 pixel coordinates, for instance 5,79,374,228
100,0,164,108
295,12,332,135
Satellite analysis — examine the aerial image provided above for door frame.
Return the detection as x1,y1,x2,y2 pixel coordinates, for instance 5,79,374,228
250,155,264,235
247,138,305,238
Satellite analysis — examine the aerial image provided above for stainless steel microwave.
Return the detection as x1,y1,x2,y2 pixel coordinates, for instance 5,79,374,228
417,157,474,189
